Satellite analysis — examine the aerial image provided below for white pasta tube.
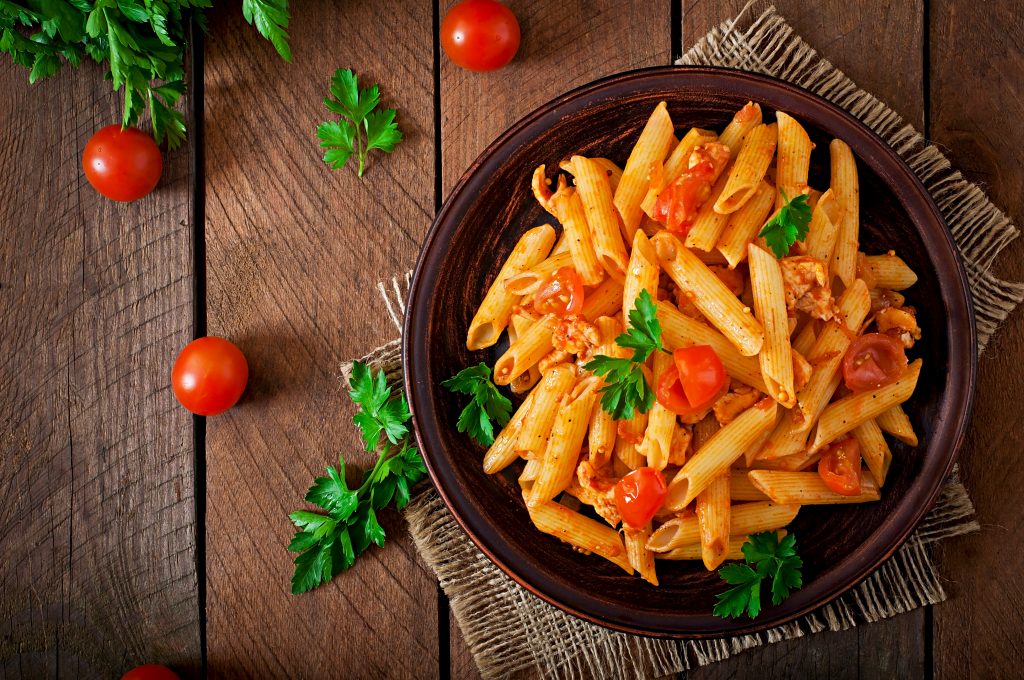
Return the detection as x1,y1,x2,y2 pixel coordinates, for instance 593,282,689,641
467,224,556,349
615,102,675,239
714,123,777,214
830,139,860,287
748,470,881,505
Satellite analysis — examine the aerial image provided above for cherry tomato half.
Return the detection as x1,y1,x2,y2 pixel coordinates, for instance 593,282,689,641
842,333,908,391
674,345,728,408
83,125,162,202
818,438,863,496
655,366,708,417
614,467,667,529
121,665,180,680
440,0,521,72
534,266,584,316
171,336,249,416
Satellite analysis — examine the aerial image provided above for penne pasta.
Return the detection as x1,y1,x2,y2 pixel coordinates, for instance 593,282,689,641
830,139,860,287
696,474,731,570
647,501,798,552
504,250,574,295
614,411,649,470
622,230,660,321
748,243,796,407
615,101,675,239
624,524,658,585
804,189,843,267
529,380,600,506
573,155,630,281
515,363,578,458
509,312,541,394
641,127,718,217
493,313,557,386
748,470,881,505
529,501,633,573
864,254,919,290
549,188,605,286
467,224,556,350
714,123,777,214
876,404,919,447
653,232,765,356
638,352,677,470
665,398,778,510
810,359,922,452
581,277,625,322
716,181,777,268
684,172,733,251
730,470,771,501
717,102,762,154
484,388,540,474
588,395,617,468
852,419,893,487
774,112,813,210
657,530,787,561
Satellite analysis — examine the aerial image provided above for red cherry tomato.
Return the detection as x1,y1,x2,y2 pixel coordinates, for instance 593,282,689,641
614,467,667,529
653,160,715,235
534,266,584,316
655,366,709,417
842,333,908,391
674,345,728,408
83,125,163,202
818,438,863,496
171,336,249,416
121,665,180,680
440,0,521,72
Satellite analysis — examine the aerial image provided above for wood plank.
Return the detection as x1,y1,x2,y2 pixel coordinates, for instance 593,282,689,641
929,3,1024,678
682,1,926,677
202,2,438,677
0,53,199,677
438,0,673,674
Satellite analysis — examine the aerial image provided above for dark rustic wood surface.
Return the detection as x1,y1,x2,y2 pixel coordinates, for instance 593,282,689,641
1,0,1021,678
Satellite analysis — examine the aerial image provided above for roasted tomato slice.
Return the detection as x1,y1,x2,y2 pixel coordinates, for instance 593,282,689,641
818,438,863,496
842,333,908,391
534,266,584,316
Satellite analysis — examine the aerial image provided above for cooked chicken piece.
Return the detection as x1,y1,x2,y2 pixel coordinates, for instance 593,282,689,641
552,314,600,360
668,425,692,466
568,460,621,527
780,256,836,321
713,383,762,426
792,348,812,392
876,306,921,349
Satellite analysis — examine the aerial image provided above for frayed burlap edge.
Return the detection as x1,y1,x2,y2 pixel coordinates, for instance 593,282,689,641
338,3,1024,677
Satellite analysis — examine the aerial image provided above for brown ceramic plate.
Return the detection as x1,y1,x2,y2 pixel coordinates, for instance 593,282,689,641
403,67,975,637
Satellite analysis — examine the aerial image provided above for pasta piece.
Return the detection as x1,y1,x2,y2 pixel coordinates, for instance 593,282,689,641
529,501,633,574
624,524,658,585
656,300,767,392
615,102,675,239
641,128,718,217
614,411,649,470
581,277,625,322
573,155,630,281
657,531,787,561
638,352,677,470
714,123,777,214
653,232,765,356
876,404,918,446
792,279,871,429
484,387,540,474
717,102,763,154
810,359,922,452
622,230,660,321
864,254,919,290
504,250,574,295
791,319,818,357
774,112,813,210
588,395,617,467
665,398,778,510
804,189,843,267
697,474,731,570
830,139,860,287
743,408,783,466
467,224,556,349
683,172,732,251
509,312,541,394
748,470,881,505
550,188,605,286
529,380,600,506
730,470,770,501
748,243,795,407
852,419,893,486
756,414,810,461
716,180,777,268
647,500,798,552
563,156,625,193
493,314,556,385
515,364,578,457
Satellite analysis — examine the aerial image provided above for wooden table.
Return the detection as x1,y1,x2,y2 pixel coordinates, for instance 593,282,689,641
3,1,1022,677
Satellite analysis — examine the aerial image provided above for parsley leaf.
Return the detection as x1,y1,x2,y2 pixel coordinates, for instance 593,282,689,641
442,363,513,447
583,290,661,420
241,0,291,63
713,531,804,618
289,364,427,595
317,68,403,177
758,189,812,258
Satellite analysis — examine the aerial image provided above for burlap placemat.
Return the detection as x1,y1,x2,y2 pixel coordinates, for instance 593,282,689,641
341,4,1024,677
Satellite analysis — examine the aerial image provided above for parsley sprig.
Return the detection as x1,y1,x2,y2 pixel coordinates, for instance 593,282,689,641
713,531,804,618
442,363,513,447
288,361,426,595
317,68,403,177
1,1,291,149
758,189,812,258
584,289,662,420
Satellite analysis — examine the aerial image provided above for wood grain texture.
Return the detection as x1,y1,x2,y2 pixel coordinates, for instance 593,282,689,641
202,1,438,677
682,0,926,676
438,0,671,672
0,57,199,678
929,3,1024,678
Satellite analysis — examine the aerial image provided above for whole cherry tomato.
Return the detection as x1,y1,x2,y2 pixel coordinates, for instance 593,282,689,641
440,0,521,72
842,333,908,391
83,125,163,202
534,266,584,316
614,467,667,529
171,336,249,416
121,665,180,680
818,438,863,496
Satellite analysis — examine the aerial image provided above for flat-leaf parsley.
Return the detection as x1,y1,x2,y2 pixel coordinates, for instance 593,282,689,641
713,531,804,618
317,68,403,177
442,363,513,447
758,189,812,258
